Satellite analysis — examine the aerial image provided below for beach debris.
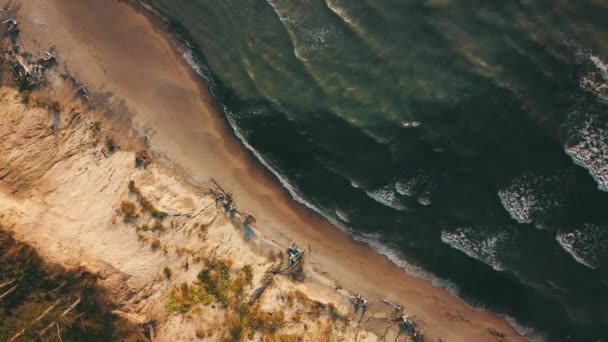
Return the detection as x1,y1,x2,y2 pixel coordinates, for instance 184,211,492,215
394,314,423,339
9,299,62,342
37,50,56,67
352,293,368,316
381,299,423,340
39,297,81,338
208,178,260,230
1,15,56,91
287,241,305,279
0,283,18,302
0,278,17,290
243,210,256,224
76,83,91,102
143,320,156,341
248,261,282,305
3,17,18,37
209,178,239,218
135,150,151,168
381,298,404,316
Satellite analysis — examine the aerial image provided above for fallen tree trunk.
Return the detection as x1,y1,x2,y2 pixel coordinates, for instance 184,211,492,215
39,298,81,338
0,283,18,301
247,262,281,305
9,299,62,342
0,278,16,290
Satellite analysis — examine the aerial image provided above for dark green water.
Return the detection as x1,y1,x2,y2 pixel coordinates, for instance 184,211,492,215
142,0,608,339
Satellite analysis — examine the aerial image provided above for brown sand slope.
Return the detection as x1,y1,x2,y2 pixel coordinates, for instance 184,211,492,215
3,0,526,341
0,83,376,340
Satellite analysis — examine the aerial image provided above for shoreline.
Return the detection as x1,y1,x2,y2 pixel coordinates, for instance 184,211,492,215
127,0,466,298
11,0,527,340
125,2,539,339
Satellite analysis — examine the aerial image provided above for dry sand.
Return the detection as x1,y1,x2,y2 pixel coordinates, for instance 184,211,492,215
4,0,526,340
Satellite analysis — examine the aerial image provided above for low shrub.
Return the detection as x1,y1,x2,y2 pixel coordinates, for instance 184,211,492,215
165,283,212,314
163,266,172,279
120,201,138,221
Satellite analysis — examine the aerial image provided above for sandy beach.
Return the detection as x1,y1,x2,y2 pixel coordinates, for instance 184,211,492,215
3,0,526,340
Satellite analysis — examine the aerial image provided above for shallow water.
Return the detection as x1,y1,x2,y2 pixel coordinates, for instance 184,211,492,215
144,0,608,339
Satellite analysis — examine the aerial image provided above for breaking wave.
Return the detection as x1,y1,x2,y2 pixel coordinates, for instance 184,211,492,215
266,0,343,62
395,169,439,206
366,184,409,211
579,53,608,103
498,170,571,227
556,223,608,269
353,232,462,297
504,316,548,342
440,226,516,271
563,111,608,192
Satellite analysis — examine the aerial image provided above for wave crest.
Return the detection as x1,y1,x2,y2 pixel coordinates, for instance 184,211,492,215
498,170,571,227
556,223,608,269
563,111,608,192
441,226,517,271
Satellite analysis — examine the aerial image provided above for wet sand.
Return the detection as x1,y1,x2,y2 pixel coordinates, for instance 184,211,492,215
12,0,525,340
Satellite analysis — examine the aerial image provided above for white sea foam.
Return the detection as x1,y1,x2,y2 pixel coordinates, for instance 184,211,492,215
563,111,608,192
401,121,421,128
579,53,608,103
504,316,548,342
441,226,515,271
395,170,439,205
354,232,461,297
334,208,351,223
498,171,569,226
366,184,408,211
354,229,553,342
266,0,340,62
416,192,432,206
324,0,355,26
324,0,375,49
181,48,205,77
556,223,608,269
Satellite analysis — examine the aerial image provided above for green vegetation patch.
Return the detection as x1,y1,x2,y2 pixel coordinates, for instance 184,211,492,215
165,283,213,314
166,258,287,340
128,180,167,219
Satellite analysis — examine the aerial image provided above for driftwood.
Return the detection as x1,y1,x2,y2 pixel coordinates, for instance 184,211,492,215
46,281,67,295
242,211,256,224
2,17,17,35
0,15,57,90
2,18,17,25
379,299,423,341
9,299,62,342
40,51,54,63
14,54,30,74
352,293,368,316
247,262,281,305
135,150,151,168
39,297,81,338
286,242,305,280
0,283,18,301
209,178,238,215
143,320,156,341
0,278,16,290
56,323,63,342
76,84,90,102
